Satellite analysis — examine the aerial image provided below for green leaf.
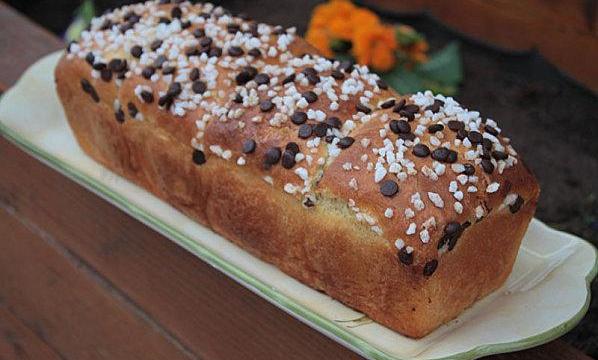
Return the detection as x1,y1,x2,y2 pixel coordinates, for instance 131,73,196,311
329,39,352,54
417,41,462,85
395,27,424,47
65,0,95,42
381,41,463,96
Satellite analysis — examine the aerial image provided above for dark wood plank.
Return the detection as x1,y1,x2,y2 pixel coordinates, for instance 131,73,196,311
487,340,594,360
0,306,62,360
0,1,63,91
0,205,192,360
0,138,360,360
0,2,592,360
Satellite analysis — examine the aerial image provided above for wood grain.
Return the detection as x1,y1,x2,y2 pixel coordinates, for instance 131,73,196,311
0,2,63,90
0,306,62,360
0,205,191,360
0,1,593,359
0,137,360,360
366,0,598,92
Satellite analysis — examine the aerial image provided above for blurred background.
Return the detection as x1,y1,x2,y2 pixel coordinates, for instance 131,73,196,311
5,0,597,356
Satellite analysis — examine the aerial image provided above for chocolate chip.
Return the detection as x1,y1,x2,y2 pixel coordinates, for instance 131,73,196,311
281,150,296,169
192,80,207,94
264,147,281,165
85,52,95,65
447,120,464,132
403,104,420,114
423,260,438,277
397,133,414,142
413,144,431,157
457,129,468,140
399,109,415,122
298,124,312,139
393,99,406,112
285,142,300,155
331,69,344,80
80,79,99,102
509,195,524,214
166,82,182,97
248,48,261,57
484,125,499,136
380,180,399,197
356,103,371,114
181,20,191,29
492,150,508,160
431,147,450,162
254,73,270,85
193,28,205,38
313,123,328,137
282,73,296,84
192,149,206,165
235,66,257,85
142,66,155,79
325,135,336,143
157,17,170,25
482,139,493,153
233,93,243,103
425,99,444,113
481,158,495,174
242,139,256,154
100,68,112,82
227,23,240,34
390,119,410,134
153,55,167,68
462,163,476,175
189,68,200,81
199,36,212,47
108,58,127,73
140,90,154,103
398,248,413,265
127,102,138,118
208,47,222,58
325,116,342,129
338,60,354,73
376,79,388,90
170,6,182,19
380,99,395,109
302,91,318,103
228,46,244,56
446,150,458,163
260,100,275,112
162,66,176,75
115,108,125,123
291,111,307,125
467,131,483,144
130,45,143,58
92,62,106,71
150,39,163,51
337,137,355,149
302,67,317,77
428,124,444,133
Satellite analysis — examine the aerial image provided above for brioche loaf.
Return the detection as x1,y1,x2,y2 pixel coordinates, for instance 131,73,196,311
55,0,540,338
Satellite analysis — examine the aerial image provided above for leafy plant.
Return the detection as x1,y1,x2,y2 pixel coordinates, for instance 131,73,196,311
65,0,95,42
382,42,463,96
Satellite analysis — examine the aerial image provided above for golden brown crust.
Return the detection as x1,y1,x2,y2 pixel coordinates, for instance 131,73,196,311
55,1,540,338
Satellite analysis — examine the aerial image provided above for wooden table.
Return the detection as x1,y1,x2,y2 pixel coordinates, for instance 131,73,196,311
0,2,593,359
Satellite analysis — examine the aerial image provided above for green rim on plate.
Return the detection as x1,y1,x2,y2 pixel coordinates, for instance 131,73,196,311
0,77,596,360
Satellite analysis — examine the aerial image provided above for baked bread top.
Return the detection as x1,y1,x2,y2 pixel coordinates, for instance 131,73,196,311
64,0,539,276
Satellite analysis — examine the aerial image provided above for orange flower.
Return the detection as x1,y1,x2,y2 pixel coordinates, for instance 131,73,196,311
309,0,355,32
306,27,334,57
408,40,429,63
352,24,398,71
307,0,357,54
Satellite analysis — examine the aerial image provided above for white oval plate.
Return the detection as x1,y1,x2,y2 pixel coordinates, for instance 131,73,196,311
1,52,596,360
